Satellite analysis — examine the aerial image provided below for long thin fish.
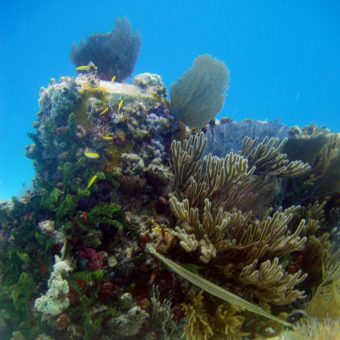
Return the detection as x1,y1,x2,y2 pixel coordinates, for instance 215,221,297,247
147,244,291,328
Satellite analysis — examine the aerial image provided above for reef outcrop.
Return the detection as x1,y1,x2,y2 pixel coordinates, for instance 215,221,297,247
0,20,339,340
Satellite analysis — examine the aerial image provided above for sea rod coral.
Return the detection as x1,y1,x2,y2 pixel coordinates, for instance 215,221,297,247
167,134,308,307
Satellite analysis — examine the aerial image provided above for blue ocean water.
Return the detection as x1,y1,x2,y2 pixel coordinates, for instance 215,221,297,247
0,0,339,198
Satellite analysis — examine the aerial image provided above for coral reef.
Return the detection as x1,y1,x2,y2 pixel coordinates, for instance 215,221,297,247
1,18,339,340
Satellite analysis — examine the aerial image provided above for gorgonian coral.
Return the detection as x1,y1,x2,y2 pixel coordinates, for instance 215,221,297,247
282,127,340,204
70,17,141,81
284,319,340,340
170,54,229,128
167,133,309,309
182,290,246,340
241,136,311,177
171,132,256,211
205,119,289,157
306,249,340,319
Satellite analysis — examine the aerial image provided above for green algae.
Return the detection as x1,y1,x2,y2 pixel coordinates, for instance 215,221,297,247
0,196,53,339
87,202,124,229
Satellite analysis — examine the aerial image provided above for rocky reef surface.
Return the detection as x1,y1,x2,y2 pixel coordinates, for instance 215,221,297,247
1,19,340,340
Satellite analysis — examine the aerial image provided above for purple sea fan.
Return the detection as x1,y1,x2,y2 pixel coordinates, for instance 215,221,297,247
205,118,289,157
71,17,141,81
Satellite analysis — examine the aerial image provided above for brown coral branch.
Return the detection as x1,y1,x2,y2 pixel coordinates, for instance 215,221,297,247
239,258,307,305
167,133,309,308
241,136,311,177
171,132,207,192
186,152,255,209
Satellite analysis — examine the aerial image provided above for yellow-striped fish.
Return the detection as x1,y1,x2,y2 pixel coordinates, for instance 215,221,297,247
86,175,98,190
102,135,114,141
118,100,124,113
99,107,110,116
76,65,91,72
111,75,116,82
84,151,100,159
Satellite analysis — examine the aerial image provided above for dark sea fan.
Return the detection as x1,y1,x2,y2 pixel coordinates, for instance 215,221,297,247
70,17,141,81
205,119,289,157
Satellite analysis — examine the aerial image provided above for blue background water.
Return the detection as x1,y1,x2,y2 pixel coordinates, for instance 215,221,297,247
0,0,339,198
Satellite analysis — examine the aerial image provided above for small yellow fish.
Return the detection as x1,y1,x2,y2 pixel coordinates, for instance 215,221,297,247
86,175,98,190
99,107,110,116
118,100,124,113
76,62,97,72
84,151,100,159
76,65,91,72
102,135,114,141
111,75,116,82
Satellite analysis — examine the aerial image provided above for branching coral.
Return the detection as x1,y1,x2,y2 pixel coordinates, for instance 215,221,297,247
185,153,256,210
213,301,245,339
305,250,340,319
148,286,176,339
171,132,207,193
170,197,232,262
284,318,340,340
182,291,246,340
282,249,340,339
241,136,311,177
182,291,214,340
170,54,229,128
282,129,340,205
239,257,307,306
170,194,307,305
290,200,333,290
166,133,308,309
303,200,326,220
171,132,256,211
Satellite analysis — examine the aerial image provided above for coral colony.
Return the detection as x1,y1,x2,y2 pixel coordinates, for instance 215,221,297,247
1,17,340,340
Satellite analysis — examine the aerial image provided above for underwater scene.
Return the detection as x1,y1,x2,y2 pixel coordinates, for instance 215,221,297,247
1,2,340,339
